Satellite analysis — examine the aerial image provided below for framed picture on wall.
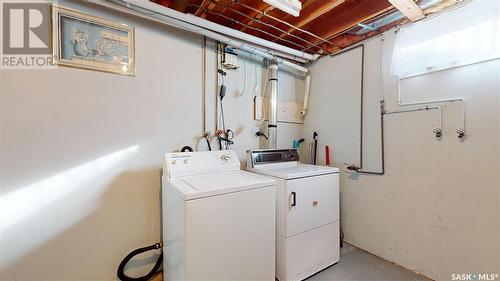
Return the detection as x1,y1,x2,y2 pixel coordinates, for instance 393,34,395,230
52,6,135,76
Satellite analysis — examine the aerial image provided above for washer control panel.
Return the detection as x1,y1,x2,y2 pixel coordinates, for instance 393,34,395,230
164,150,239,178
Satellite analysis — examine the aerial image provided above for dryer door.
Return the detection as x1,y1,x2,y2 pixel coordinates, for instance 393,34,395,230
285,173,339,237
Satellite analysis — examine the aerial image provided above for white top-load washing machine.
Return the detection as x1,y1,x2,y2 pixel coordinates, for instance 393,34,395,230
247,149,340,281
162,150,277,281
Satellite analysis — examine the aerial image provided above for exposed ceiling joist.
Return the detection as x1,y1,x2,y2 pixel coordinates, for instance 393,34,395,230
387,0,425,21
301,1,394,52
273,0,345,41
151,0,460,56
240,5,275,31
294,0,345,29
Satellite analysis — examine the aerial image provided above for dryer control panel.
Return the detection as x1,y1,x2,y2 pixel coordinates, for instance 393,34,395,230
247,149,300,168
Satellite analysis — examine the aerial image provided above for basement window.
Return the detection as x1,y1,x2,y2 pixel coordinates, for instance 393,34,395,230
391,0,500,78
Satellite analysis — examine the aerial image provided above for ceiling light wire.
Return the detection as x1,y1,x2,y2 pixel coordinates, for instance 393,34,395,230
200,0,324,52
299,7,400,53
191,5,310,50
212,1,236,21
234,1,334,47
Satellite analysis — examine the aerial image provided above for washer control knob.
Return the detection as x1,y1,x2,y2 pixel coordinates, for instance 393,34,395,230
221,154,231,162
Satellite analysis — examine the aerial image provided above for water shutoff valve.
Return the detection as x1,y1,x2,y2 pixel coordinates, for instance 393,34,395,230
456,128,466,139
433,128,442,138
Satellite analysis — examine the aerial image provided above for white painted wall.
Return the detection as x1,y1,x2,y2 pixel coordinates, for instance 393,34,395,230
302,47,362,165
304,30,500,280
0,1,304,280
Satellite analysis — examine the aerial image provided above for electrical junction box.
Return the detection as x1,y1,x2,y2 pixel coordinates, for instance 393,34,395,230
254,97,304,124
222,49,239,70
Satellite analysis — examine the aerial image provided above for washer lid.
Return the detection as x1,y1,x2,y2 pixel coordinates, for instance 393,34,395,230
249,164,339,179
168,170,276,200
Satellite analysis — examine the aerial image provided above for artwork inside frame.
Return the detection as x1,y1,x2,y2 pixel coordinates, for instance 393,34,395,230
52,6,135,76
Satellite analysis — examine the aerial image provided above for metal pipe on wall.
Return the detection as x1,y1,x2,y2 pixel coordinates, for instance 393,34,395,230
268,62,279,149
201,36,207,135
384,105,443,138
341,44,386,175
356,100,386,175
353,45,385,175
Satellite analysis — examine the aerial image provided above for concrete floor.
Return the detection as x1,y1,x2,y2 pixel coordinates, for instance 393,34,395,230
153,243,432,281
306,244,432,281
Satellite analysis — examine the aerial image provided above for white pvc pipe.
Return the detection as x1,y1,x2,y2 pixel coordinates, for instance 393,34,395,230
397,79,467,131
301,72,311,117
385,105,443,131
87,0,314,127
122,0,315,61
233,44,308,73
87,0,309,74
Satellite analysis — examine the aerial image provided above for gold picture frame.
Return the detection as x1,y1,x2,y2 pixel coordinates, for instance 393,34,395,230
52,6,135,76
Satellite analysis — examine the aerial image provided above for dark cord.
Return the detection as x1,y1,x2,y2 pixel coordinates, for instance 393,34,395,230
205,135,212,151
117,243,162,281
256,131,269,140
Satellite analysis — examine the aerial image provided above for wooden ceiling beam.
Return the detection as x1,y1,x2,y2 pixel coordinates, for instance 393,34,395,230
154,0,459,52
240,5,275,31
423,0,461,14
295,0,393,50
294,0,345,29
152,0,171,7
325,18,406,52
387,0,424,22
198,0,222,19
196,0,275,34
272,0,345,41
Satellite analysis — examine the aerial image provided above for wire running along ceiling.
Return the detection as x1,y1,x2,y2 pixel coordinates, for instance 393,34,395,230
151,0,461,57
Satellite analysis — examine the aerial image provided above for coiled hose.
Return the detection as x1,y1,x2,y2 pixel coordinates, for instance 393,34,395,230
181,146,193,152
117,242,163,281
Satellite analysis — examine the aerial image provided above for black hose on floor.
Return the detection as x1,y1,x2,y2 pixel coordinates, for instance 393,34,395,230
117,243,163,281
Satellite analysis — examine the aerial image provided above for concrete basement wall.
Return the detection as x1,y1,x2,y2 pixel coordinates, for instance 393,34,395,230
304,30,500,280
0,1,304,280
